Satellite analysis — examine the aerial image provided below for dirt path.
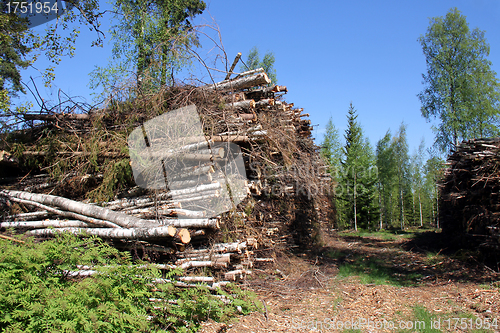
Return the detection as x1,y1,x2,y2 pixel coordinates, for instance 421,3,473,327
201,231,500,332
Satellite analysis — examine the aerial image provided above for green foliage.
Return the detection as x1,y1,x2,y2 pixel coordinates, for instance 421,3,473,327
240,46,277,85
0,234,259,332
0,234,154,332
418,7,500,153
375,131,396,229
399,305,494,333
335,103,378,230
1,0,105,93
374,127,443,230
90,0,206,98
0,7,30,94
86,159,135,202
410,140,426,227
392,123,411,230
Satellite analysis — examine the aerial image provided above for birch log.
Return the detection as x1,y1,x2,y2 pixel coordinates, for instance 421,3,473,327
255,99,275,107
0,220,91,229
175,253,230,265
167,175,213,190
225,99,255,110
160,218,219,229
7,211,50,221
168,182,221,197
224,269,252,281
104,196,181,211
203,72,271,91
27,225,191,243
3,196,121,228
239,113,257,121
23,113,90,121
0,190,159,229
159,209,206,219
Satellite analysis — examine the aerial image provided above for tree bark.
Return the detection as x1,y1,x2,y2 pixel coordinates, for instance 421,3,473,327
3,195,121,228
0,190,159,229
255,99,274,107
27,225,191,243
175,253,230,265
7,211,50,221
203,72,271,92
0,220,91,229
163,218,219,229
225,99,255,110
23,113,90,121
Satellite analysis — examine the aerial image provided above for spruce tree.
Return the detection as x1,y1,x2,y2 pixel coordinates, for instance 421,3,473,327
339,103,378,230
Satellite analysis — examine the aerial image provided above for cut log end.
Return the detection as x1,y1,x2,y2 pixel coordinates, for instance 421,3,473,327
176,228,191,244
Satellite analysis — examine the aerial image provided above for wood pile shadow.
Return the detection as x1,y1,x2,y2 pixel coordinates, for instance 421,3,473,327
0,68,335,285
440,138,500,266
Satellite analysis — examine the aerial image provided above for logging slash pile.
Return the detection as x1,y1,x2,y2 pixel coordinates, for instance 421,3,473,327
440,138,500,252
0,68,334,287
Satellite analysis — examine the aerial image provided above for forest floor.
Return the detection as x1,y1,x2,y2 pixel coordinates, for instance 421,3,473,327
200,229,500,332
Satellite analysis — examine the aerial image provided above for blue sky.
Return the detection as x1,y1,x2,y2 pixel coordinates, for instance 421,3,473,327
15,0,500,158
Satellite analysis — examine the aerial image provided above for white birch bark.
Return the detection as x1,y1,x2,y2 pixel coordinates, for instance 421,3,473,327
3,195,121,228
0,190,159,229
27,225,190,242
0,220,92,229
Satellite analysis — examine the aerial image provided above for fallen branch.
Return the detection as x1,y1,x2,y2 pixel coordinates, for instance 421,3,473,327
3,195,122,228
0,190,160,229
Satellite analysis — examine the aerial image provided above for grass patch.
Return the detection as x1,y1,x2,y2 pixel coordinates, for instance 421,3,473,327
338,228,429,241
425,251,443,265
397,305,496,332
336,255,421,286
325,250,348,259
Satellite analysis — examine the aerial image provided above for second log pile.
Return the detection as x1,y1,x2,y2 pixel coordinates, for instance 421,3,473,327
440,138,500,250
0,67,334,282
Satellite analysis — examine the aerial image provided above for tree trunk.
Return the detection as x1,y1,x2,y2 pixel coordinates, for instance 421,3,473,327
225,99,256,110
378,186,383,230
203,72,271,92
159,218,219,229
0,220,91,229
27,225,191,243
23,114,90,121
353,172,357,231
418,191,423,227
400,187,404,230
0,190,159,229
436,185,440,229
4,196,121,228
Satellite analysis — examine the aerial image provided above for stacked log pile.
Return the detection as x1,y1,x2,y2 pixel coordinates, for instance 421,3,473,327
0,67,334,283
440,138,500,250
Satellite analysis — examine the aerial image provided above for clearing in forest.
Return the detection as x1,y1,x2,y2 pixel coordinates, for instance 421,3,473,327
200,229,500,333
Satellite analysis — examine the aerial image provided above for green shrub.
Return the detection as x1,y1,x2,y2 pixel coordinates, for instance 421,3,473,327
0,234,259,332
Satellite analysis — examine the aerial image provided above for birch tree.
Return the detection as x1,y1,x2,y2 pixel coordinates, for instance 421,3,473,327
418,7,500,153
